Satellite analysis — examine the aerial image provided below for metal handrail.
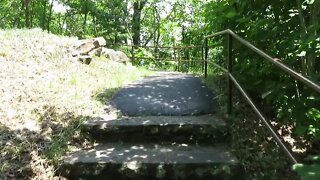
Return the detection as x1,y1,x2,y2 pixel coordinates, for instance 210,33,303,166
205,29,320,94
105,32,319,164
106,43,203,49
204,29,320,164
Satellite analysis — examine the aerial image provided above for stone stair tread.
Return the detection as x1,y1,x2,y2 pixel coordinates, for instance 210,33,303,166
84,114,226,129
64,143,237,165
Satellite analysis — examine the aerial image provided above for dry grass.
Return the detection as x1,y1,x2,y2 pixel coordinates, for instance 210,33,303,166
0,28,152,179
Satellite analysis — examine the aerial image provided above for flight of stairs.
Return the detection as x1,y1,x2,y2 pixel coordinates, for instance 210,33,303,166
58,115,244,179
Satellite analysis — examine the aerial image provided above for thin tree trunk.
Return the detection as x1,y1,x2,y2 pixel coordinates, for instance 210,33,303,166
83,12,88,35
296,0,308,75
24,0,31,28
41,0,47,30
132,3,141,45
93,14,97,35
114,16,118,43
47,0,53,32
307,1,320,77
132,0,147,46
58,13,62,34
30,0,35,27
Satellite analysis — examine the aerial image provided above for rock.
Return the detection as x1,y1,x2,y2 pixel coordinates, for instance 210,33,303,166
101,48,118,61
76,39,100,55
115,51,130,64
88,47,102,57
71,37,129,66
100,48,130,64
72,37,107,61
78,55,92,65
94,37,106,47
71,51,78,57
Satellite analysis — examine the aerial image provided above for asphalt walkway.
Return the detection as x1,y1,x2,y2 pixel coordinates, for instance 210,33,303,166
110,71,217,116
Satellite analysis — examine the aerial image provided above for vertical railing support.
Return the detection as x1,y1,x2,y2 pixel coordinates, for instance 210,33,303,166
227,33,233,115
173,47,177,71
187,49,190,72
201,45,204,73
204,38,208,78
178,48,181,72
131,45,135,65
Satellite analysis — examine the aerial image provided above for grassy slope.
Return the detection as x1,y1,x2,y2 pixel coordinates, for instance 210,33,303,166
0,29,151,179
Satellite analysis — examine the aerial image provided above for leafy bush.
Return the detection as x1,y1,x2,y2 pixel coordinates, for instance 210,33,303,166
202,0,320,179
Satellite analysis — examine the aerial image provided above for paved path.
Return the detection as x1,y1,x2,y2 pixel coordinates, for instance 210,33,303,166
60,72,244,179
110,71,217,116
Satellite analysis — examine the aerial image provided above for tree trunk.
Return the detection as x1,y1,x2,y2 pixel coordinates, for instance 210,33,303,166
93,14,97,35
24,0,31,28
83,12,88,35
132,0,147,46
114,16,118,43
296,0,320,77
41,0,47,31
47,0,53,32
296,0,309,76
30,0,35,27
307,1,320,77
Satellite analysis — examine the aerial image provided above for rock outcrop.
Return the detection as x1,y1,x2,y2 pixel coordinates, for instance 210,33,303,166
101,48,130,65
72,37,130,65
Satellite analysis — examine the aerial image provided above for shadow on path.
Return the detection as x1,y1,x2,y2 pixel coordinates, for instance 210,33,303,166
108,72,217,116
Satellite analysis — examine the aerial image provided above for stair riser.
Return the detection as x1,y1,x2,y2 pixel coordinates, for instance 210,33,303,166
83,125,229,144
59,163,244,180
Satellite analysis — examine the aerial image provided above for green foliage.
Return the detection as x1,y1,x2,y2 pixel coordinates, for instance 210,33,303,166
293,155,320,180
202,0,320,139
135,47,155,67
201,0,320,179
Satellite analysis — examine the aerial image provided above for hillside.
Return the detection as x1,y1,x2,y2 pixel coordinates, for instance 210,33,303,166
0,29,151,179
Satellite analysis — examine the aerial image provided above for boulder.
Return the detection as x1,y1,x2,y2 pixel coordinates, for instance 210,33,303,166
101,48,118,62
115,51,130,64
100,48,130,64
78,55,92,65
71,36,131,66
88,47,102,57
72,37,106,56
94,37,106,47
76,40,100,55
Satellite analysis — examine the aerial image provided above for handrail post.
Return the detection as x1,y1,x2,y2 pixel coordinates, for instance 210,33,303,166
227,33,233,115
173,47,177,71
204,38,208,78
201,44,204,73
178,48,180,72
131,45,135,65
187,49,190,72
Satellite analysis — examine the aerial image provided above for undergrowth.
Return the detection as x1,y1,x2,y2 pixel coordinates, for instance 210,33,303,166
203,72,299,179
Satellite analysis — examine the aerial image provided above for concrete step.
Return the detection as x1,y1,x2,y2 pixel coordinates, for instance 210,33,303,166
59,143,243,179
82,115,229,144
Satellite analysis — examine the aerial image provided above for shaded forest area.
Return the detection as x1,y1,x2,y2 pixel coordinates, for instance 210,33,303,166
0,0,204,46
1,0,320,179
